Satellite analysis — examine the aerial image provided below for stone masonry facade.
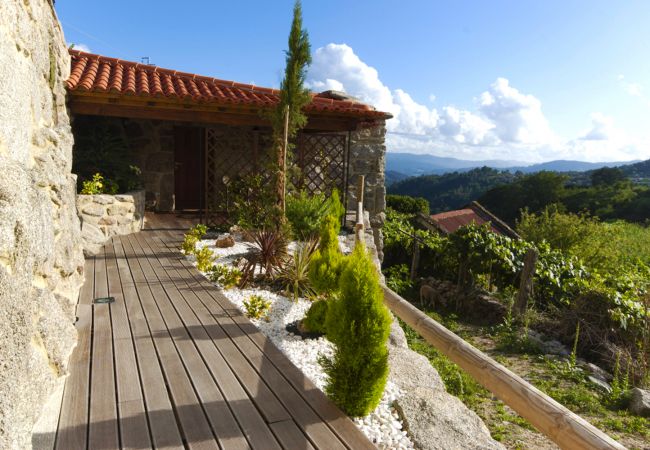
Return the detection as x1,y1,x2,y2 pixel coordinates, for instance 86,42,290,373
77,191,146,255
0,1,85,448
347,121,387,261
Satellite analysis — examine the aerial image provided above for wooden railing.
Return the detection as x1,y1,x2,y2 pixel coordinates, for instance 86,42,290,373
351,175,624,449
382,287,626,450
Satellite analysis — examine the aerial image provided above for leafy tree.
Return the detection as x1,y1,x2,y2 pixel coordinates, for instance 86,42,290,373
386,194,430,215
322,244,391,416
591,167,626,186
271,0,312,216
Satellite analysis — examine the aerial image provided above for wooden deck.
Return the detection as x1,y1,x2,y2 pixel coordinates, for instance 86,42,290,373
51,214,375,450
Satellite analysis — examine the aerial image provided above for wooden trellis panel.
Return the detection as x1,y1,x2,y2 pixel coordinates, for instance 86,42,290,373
296,132,347,196
204,127,347,226
204,126,272,226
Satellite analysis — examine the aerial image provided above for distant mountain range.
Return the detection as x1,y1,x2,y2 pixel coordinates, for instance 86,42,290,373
386,152,642,184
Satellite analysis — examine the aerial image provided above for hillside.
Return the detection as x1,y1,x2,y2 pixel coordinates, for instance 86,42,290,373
388,167,516,213
387,152,641,178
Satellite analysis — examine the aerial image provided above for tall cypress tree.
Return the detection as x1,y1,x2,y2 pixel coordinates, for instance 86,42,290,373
272,0,312,216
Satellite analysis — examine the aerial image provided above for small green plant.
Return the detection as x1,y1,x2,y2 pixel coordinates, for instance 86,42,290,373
569,321,580,368
208,264,242,289
182,234,199,255
243,294,271,319
286,191,328,239
321,244,391,417
309,215,346,295
276,239,318,300
181,224,209,255
80,173,108,195
302,299,329,334
195,247,216,272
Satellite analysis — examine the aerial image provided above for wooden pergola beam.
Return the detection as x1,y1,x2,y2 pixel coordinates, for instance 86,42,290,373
67,92,367,132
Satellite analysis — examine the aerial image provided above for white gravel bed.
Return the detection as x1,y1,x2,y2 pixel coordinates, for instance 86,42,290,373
190,235,415,449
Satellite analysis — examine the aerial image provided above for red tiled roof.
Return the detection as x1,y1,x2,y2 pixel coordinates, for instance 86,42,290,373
66,50,391,119
430,209,494,235
428,202,519,239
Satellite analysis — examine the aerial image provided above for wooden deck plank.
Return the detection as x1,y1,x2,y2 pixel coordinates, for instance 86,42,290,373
120,234,220,450
131,231,271,450
150,229,352,450
88,247,120,449
137,231,290,450
55,257,94,450
270,420,317,450
112,238,184,450
105,241,152,449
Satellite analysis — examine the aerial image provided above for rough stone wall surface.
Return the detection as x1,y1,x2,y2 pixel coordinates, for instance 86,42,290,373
77,190,145,254
347,121,387,261
0,1,84,448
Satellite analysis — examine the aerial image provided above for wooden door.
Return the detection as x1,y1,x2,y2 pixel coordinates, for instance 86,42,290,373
173,126,204,211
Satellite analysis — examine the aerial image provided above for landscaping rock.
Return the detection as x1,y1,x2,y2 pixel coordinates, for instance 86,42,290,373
629,388,650,417
587,376,612,394
389,346,445,392
215,235,236,248
583,362,613,382
395,387,505,450
388,316,408,349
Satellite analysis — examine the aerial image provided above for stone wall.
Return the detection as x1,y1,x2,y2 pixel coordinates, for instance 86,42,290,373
347,121,387,261
0,1,85,448
77,190,145,254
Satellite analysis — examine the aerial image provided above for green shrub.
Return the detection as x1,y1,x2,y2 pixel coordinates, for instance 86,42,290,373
326,188,345,223
80,173,118,195
321,244,391,416
208,264,242,289
286,191,328,239
303,299,329,334
181,224,209,255
309,215,346,294
387,194,430,215
195,247,216,272
229,174,280,230
243,294,271,319
276,239,318,300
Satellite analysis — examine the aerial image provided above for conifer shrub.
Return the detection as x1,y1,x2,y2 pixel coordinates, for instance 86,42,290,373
309,214,346,294
303,299,329,334
320,244,392,416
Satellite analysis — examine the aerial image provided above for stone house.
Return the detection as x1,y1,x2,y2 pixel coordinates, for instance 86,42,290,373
66,50,391,254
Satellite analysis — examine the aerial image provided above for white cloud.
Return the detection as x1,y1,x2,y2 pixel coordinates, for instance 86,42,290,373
580,113,622,141
70,43,91,53
307,43,647,163
478,78,554,145
618,74,643,97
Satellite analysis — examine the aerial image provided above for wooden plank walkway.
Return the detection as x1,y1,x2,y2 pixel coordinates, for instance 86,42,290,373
52,214,375,450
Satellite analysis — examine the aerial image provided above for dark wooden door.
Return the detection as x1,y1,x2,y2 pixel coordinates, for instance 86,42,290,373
173,126,204,210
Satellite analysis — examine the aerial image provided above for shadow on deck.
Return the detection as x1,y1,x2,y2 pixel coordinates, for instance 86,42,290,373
37,214,374,450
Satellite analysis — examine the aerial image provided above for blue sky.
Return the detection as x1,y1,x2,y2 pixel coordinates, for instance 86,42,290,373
56,1,650,163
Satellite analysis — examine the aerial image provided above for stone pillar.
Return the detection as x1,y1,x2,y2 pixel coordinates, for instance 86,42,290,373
0,1,85,448
347,121,387,261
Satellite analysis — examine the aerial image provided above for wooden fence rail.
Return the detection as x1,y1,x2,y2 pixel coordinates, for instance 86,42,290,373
381,286,626,450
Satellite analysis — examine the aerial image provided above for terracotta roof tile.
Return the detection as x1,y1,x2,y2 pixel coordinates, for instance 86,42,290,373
67,50,392,119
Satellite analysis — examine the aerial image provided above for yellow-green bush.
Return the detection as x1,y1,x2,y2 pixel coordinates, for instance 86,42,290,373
321,244,391,416
243,294,271,319
303,299,329,334
309,215,346,294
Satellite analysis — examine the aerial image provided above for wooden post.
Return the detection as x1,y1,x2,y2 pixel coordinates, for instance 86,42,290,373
410,232,420,281
355,201,364,245
356,175,365,207
382,285,626,450
281,105,290,214
514,248,538,319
